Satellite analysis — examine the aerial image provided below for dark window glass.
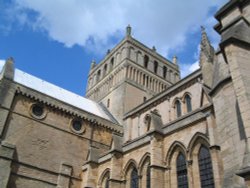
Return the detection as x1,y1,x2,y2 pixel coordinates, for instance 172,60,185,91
105,176,110,188
32,104,44,117
185,95,192,113
146,165,150,188
163,66,167,79
110,58,114,71
198,146,215,188
143,74,146,85
104,64,107,76
144,55,149,68
176,100,182,117
97,70,101,81
107,99,110,108
177,153,188,188
72,120,82,131
154,61,158,74
131,168,138,188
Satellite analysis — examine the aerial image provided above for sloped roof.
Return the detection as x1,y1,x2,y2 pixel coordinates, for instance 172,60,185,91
0,60,116,122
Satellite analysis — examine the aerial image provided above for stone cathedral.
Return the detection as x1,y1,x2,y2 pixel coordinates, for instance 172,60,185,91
0,0,250,187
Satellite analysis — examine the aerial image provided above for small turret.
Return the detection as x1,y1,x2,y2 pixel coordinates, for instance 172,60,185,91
152,46,156,52
172,55,178,65
126,24,132,37
1,57,15,80
90,60,96,70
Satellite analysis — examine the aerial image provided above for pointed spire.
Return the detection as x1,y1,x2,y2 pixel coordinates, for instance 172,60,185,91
126,24,132,37
199,26,215,89
200,26,214,63
201,26,211,52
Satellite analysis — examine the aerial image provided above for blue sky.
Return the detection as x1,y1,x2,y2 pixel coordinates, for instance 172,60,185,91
0,0,228,95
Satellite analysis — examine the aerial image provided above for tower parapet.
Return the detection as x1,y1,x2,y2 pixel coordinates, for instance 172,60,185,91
85,26,180,123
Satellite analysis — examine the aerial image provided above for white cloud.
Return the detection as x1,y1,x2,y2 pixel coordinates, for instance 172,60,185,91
180,61,200,78
8,0,227,55
0,59,5,72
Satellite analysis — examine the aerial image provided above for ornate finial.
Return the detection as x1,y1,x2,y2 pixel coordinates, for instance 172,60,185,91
126,24,131,37
200,26,214,63
201,26,211,48
172,55,178,64
91,60,96,69
6,57,14,64
152,46,156,52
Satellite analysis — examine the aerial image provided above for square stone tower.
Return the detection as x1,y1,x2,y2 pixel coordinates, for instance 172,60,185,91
86,26,180,123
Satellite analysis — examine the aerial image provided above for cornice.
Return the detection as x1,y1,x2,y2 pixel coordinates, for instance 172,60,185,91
14,84,123,134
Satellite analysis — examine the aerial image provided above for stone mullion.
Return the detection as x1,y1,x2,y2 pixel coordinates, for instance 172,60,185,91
187,160,194,188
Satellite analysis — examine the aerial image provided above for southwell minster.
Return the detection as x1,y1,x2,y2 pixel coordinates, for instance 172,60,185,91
0,0,250,187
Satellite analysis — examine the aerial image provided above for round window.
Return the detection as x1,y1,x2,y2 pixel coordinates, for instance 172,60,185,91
72,120,82,131
30,104,46,119
71,119,85,134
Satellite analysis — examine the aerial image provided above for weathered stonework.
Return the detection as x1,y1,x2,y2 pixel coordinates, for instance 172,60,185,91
0,0,249,187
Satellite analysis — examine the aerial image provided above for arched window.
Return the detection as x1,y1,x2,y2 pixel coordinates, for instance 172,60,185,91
154,61,158,74
144,55,149,68
163,66,167,79
185,95,192,113
146,165,151,188
176,153,188,188
105,175,110,188
198,146,214,188
103,64,107,76
110,57,114,71
131,168,139,188
175,100,182,118
97,70,101,81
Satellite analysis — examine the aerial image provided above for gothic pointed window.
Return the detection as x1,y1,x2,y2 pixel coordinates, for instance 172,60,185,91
175,100,182,118
131,168,139,188
198,146,214,188
105,175,110,188
176,153,188,188
146,165,151,188
185,95,192,113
